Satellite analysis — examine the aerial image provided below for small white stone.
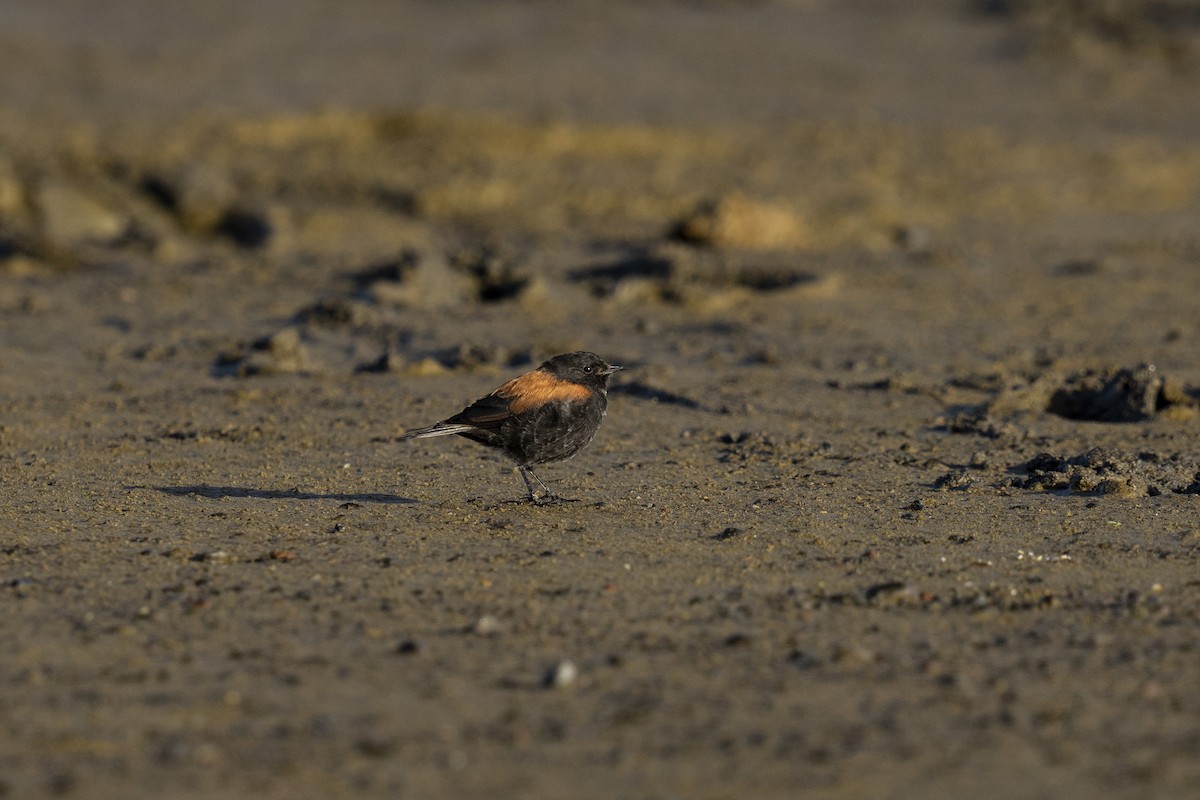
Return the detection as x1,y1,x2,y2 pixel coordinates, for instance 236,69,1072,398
547,659,578,688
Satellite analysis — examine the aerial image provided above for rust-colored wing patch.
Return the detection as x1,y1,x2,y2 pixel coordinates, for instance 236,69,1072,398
499,370,591,414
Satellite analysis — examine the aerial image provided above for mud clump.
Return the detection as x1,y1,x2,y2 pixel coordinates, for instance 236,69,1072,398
34,181,130,249
1047,364,1199,422
449,245,531,303
141,162,238,235
955,364,1199,429
356,250,478,309
938,406,1024,440
351,247,533,309
672,192,813,250
1019,448,1200,497
571,244,827,311
214,327,312,377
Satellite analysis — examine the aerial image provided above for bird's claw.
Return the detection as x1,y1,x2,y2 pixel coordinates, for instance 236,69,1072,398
529,494,576,506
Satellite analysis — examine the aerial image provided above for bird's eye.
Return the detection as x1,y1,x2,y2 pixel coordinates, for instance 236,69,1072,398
582,365,594,373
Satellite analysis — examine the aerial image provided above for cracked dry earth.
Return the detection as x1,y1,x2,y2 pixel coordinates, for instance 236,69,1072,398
3,3,1200,799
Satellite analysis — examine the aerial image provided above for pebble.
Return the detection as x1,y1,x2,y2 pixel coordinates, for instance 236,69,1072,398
832,644,876,666
216,207,273,248
933,470,975,491
35,180,127,248
544,659,578,688
395,638,422,655
191,550,235,564
161,162,238,232
893,224,933,255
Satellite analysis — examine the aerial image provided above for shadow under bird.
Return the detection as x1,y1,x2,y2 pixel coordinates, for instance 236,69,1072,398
400,352,623,503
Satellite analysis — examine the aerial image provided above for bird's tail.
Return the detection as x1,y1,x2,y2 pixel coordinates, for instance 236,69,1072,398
399,423,477,440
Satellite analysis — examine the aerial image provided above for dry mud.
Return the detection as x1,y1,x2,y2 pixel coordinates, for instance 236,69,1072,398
2,2,1200,798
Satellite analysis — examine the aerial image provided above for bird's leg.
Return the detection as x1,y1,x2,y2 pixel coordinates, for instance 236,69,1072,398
518,465,557,504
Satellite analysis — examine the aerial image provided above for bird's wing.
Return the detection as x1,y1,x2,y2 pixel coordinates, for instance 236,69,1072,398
406,368,591,438
444,391,515,431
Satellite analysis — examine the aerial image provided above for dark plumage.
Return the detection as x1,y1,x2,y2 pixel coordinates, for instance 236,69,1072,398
400,352,623,503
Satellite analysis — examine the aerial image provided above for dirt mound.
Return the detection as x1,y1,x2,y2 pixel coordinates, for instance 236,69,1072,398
950,363,1200,431
1048,364,1199,422
1019,448,1200,496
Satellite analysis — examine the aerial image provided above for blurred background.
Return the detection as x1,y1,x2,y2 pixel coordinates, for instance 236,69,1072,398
3,0,1200,379
3,0,1199,134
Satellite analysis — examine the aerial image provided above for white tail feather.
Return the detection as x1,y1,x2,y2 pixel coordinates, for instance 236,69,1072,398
401,423,477,440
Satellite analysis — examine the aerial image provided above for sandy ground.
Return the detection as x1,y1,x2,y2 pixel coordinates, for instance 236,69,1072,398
2,1,1200,798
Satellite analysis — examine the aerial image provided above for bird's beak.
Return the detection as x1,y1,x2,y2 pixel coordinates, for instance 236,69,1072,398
602,364,625,376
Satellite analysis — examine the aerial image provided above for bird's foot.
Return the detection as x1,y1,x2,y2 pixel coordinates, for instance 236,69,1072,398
528,493,577,506
492,494,573,507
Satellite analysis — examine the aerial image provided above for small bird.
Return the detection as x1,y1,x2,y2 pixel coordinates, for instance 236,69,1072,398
400,352,623,503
